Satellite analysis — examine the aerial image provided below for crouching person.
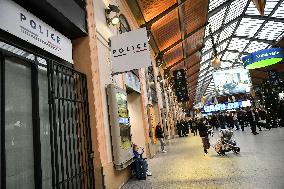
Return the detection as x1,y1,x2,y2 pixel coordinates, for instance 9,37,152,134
132,144,152,180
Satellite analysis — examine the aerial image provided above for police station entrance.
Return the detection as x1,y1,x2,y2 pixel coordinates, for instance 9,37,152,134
0,32,94,189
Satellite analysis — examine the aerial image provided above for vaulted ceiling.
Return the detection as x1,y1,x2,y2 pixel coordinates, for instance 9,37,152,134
126,0,284,106
196,0,284,102
126,0,209,105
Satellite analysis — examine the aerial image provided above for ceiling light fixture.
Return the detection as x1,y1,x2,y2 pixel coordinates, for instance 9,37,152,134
209,25,221,69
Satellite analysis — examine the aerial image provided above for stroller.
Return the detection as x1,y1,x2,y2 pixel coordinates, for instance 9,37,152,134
213,128,240,155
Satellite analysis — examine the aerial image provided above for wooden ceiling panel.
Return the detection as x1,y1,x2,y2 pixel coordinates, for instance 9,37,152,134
184,29,205,56
163,43,183,67
137,0,177,22
189,88,196,93
189,89,196,96
185,52,201,68
187,75,198,83
151,9,181,51
187,64,199,75
183,0,208,34
170,61,186,73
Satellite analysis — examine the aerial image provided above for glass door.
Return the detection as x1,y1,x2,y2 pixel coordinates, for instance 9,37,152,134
4,56,34,189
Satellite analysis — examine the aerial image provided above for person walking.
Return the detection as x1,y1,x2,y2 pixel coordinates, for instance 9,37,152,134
181,120,188,137
254,109,262,131
191,119,198,136
247,108,259,135
176,120,182,137
155,122,166,153
219,112,226,129
237,110,245,131
197,118,210,155
233,112,240,130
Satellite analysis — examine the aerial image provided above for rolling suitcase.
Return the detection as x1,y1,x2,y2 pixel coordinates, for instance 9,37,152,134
134,158,147,180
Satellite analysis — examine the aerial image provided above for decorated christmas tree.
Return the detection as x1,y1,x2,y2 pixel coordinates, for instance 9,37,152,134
262,70,283,127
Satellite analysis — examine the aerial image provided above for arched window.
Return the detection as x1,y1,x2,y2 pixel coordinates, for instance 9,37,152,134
119,14,131,34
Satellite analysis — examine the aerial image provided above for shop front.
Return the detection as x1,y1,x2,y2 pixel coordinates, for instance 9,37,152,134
0,0,94,188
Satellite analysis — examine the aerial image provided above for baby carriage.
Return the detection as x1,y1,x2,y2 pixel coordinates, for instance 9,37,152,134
213,128,240,155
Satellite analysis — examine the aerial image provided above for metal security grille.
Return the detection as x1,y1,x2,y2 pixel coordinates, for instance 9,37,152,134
47,61,94,189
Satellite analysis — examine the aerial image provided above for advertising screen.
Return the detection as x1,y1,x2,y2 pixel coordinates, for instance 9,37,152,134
115,92,131,149
212,68,252,96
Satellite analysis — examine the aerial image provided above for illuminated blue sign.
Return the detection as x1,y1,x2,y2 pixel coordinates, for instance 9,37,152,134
203,100,251,113
242,48,284,69
118,117,129,124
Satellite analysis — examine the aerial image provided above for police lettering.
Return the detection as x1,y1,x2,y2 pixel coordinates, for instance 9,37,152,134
20,13,61,44
112,42,148,55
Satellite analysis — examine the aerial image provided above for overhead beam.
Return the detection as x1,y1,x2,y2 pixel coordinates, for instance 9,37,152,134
208,0,232,17
202,34,233,57
244,14,284,23
220,59,244,65
227,49,249,55
186,61,200,70
203,16,241,42
189,70,200,77
232,35,276,44
201,48,227,65
187,77,198,85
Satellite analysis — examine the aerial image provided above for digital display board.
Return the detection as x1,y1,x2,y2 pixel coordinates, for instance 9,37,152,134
212,68,252,96
118,117,129,124
203,100,251,113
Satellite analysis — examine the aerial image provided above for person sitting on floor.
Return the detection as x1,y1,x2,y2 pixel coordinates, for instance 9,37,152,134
133,144,152,176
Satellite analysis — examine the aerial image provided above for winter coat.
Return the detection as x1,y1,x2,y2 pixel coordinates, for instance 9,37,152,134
155,125,164,138
198,122,208,137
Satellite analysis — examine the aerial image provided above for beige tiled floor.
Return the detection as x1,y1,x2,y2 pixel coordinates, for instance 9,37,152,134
122,127,284,189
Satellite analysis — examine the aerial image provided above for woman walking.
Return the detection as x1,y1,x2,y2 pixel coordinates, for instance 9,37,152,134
155,122,166,153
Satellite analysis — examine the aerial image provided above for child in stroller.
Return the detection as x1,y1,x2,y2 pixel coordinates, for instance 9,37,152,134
213,128,240,155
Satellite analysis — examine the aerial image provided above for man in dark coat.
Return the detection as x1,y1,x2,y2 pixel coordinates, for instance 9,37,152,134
155,123,166,153
237,110,245,131
219,113,226,129
247,108,259,135
198,118,210,155
176,121,182,137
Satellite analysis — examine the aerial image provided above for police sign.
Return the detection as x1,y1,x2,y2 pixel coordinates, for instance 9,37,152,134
0,0,73,63
110,27,151,73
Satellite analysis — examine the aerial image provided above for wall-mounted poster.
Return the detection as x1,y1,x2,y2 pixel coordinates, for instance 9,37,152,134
107,84,133,170
116,92,131,149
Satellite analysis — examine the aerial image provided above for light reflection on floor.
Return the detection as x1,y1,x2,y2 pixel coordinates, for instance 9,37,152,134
122,127,284,189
